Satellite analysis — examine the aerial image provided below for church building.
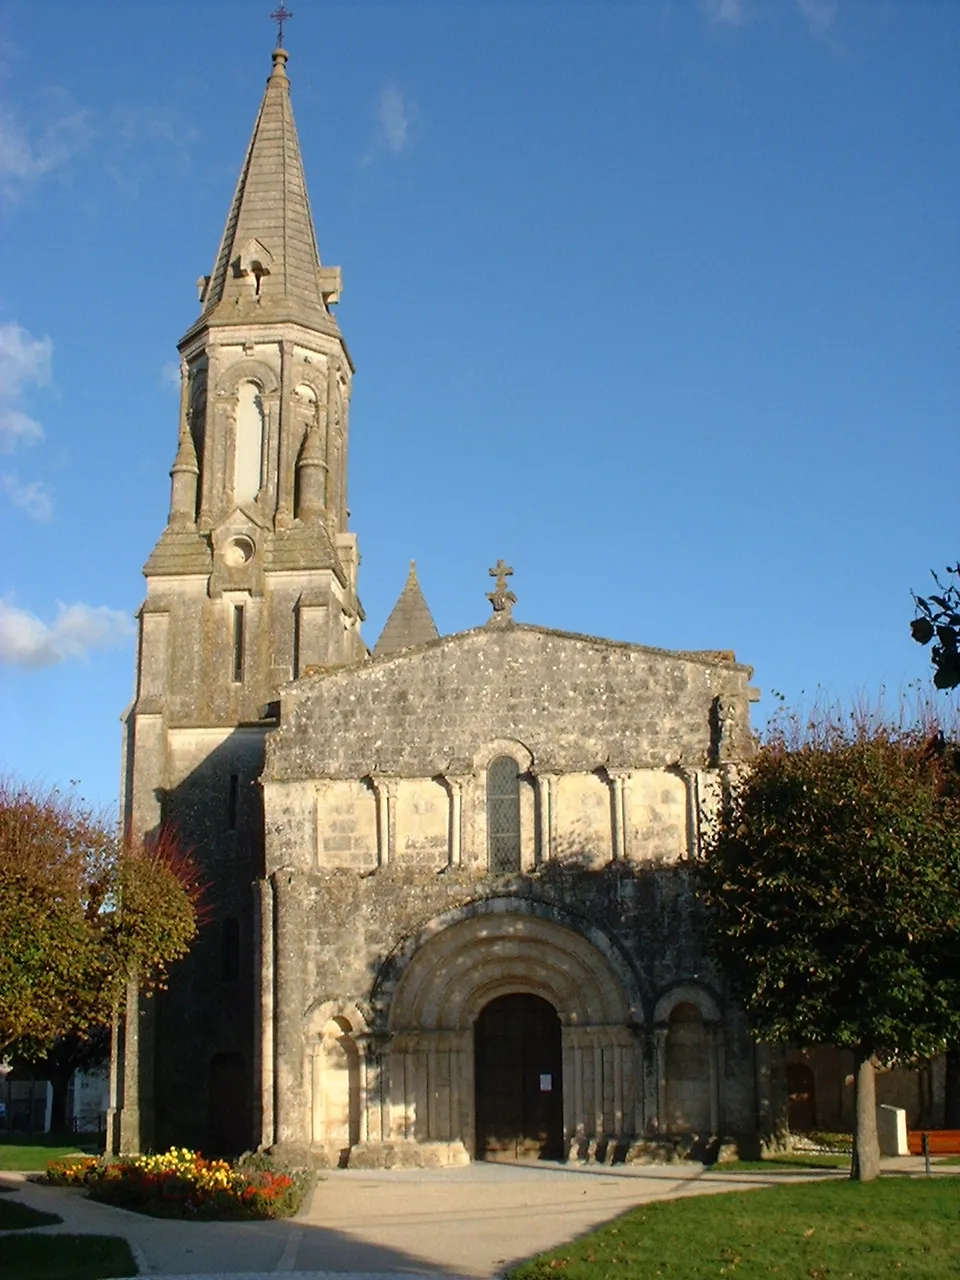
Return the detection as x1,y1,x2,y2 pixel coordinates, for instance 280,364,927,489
111,43,776,1166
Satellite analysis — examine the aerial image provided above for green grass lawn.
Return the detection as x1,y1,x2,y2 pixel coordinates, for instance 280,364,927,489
0,1234,137,1279
509,1178,959,1280
0,1198,62,1230
0,1133,102,1172
710,1153,852,1172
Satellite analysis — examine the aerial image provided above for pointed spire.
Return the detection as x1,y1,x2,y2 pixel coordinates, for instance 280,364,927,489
374,562,440,657
198,48,341,323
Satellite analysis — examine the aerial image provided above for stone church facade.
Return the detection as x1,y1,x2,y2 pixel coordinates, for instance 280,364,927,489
110,45,781,1166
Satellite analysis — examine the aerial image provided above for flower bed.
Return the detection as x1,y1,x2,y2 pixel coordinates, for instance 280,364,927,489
46,1147,313,1219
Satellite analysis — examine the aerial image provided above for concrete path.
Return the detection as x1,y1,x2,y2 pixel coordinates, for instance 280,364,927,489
2,1157,956,1279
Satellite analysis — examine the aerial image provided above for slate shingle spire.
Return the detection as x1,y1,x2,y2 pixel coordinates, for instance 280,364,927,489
375,563,440,657
197,47,341,327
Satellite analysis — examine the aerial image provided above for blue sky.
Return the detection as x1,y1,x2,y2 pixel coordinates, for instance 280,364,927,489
0,0,957,810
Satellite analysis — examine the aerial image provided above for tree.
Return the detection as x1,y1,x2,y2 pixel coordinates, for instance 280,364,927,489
694,711,960,1181
911,564,960,690
0,778,203,1061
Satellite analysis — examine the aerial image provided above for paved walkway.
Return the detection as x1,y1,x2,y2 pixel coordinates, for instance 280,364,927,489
1,1157,955,1278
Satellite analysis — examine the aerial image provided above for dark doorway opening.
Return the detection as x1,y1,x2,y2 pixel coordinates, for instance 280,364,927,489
474,993,564,1161
208,1052,249,1156
787,1062,817,1132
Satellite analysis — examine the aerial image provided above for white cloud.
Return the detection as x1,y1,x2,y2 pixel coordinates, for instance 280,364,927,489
161,361,181,391
0,322,51,404
0,599,135,669
362,85,413,166
796,0,838,34
704,0,746,26
0,408,43,452
0,473,53,521
0,322,53,514
377,86,410,155
0,105,92,201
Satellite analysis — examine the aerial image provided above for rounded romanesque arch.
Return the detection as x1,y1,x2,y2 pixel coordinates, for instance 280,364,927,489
388,911,631,1032
215,357,281,399
376,896,645,1031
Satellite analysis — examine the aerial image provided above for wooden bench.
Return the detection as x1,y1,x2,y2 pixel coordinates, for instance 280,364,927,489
907,1130,960,1155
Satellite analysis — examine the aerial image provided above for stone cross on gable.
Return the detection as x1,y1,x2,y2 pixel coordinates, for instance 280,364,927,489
486,559,517,623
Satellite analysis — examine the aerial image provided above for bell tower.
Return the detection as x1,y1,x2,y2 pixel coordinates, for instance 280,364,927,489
114,43,362,1155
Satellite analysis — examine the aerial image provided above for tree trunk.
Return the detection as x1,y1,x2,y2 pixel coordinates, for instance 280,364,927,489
851,1051,881,1182
945,1046,960,1129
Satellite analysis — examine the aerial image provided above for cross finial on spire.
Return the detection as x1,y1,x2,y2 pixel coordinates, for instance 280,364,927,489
486,559,517,624
270,3,293,47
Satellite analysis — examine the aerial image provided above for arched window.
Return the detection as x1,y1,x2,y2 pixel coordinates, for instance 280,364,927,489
487,756,521,873
234,380,264,503
221,916,240,983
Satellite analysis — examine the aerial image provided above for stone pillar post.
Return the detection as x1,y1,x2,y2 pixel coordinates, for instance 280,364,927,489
117,978,141,1153
256,876,276,1148
106,1010,122,1156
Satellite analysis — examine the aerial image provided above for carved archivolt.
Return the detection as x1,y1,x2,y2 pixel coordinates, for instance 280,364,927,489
380,898,643,1032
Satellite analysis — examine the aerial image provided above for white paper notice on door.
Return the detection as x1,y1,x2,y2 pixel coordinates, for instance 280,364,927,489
539,1074,552,1092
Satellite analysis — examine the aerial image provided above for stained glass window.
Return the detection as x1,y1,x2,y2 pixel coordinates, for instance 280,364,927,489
487,756,521,873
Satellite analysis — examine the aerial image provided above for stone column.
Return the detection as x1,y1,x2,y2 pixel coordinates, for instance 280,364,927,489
707,1022,721,1135
679,767,701,858
276,341,294,524
444,776,466,867
533,772,558,865
608,771,631,861
654,1025,669,1132
260,392,280,512
371,776,398,866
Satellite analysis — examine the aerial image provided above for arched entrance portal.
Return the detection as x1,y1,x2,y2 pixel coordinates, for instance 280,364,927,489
475,993,563,1161
374,901,641,1163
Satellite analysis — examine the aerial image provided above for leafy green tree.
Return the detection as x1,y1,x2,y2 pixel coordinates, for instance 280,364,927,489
695,713,960,1181
912,564,960,690
0,779,203,1060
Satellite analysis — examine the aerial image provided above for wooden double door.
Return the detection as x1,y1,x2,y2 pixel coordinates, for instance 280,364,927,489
474,993,564,1161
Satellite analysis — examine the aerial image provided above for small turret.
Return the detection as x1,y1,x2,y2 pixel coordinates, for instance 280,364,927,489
168,428,199,526
295,420,327,522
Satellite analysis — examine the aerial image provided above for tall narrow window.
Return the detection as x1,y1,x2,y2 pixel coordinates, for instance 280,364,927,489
227,773,239,830
232,604,245,683
291,604,301,679
234,380,265,504
221,917,240,983
487,756,521,873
